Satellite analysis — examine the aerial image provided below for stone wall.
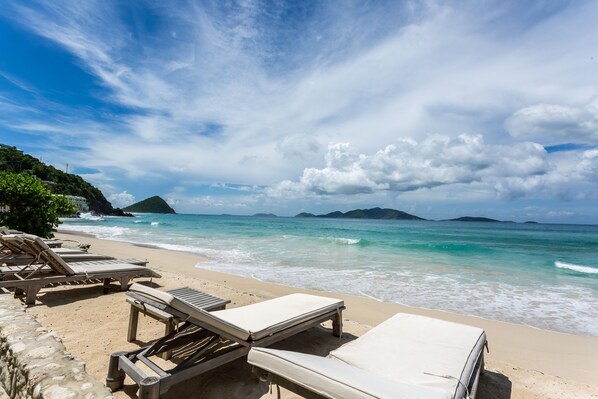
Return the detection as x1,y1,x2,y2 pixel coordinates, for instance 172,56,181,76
0,294,113,399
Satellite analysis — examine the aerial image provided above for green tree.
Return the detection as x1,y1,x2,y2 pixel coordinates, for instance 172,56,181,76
0,172,76,238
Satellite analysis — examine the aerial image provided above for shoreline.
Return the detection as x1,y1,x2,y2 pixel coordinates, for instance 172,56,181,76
57,230,596,340
22,230,598,398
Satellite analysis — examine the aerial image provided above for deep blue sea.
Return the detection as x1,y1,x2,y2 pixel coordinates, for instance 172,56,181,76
61,213,598,337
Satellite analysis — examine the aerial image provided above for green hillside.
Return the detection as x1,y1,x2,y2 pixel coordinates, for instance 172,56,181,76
123,196,176,214
0,145,120,215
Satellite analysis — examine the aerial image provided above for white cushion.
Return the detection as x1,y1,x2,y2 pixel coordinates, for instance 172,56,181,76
248,347,448,399
211,293,343,340
330,313,486,399
70,263,149,274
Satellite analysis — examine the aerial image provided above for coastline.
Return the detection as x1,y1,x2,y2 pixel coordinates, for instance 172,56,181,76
23,230,598,398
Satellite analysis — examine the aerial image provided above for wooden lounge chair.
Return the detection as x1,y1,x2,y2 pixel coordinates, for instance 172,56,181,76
0,236,160,305
248,313,487,399
106,284,345,398
0,227,63,247
0,234,147,266
0,234,118,265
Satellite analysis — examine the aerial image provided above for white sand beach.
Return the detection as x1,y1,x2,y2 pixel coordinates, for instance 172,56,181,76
22,231,598,399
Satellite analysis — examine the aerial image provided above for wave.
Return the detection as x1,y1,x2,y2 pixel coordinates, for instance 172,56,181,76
555,261,598,274
78,212,104,221
59,224,130,238
335,237,361,245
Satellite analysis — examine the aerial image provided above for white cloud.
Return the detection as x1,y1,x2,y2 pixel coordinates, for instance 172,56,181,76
267,135,552,199
4,1,598,220
108,191,135,208
505,101,598,144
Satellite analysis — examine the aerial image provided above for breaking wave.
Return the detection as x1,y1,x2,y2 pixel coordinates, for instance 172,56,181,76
555,261,598,275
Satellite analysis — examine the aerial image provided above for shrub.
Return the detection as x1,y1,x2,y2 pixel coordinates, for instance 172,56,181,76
0,172,76,238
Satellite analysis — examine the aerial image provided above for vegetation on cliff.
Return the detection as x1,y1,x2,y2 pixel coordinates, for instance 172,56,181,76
0,145,121,215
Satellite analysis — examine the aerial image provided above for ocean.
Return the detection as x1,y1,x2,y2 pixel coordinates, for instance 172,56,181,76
61,213,598,337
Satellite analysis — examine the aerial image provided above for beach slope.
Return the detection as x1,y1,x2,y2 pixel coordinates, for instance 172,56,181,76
21,231,598,399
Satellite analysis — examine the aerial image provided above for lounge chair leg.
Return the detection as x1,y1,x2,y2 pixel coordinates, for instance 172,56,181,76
119,277,131,291
160,320,176,360
25,286,41,305
332,311,343,337
103,278,112,294
106,352,126,391
138,376,160,399
127,306,140,342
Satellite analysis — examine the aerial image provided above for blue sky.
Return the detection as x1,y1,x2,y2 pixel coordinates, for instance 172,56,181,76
1,1,598,223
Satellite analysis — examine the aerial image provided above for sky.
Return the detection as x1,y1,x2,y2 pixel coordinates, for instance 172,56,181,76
1,0,598,223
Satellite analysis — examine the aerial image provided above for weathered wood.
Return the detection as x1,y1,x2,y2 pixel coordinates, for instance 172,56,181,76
127,306,140,342
333,310,343,337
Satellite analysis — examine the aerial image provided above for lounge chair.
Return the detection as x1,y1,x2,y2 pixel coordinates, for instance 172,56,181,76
0,227,63,247
0,234,118,265
106,284,345,398
248,313,487,399
0,236,160,305
0,234,147,266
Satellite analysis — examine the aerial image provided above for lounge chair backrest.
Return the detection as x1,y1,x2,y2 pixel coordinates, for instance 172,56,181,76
0,227,23,235
0,234,29,254
129,283,249,340
21,235,76,275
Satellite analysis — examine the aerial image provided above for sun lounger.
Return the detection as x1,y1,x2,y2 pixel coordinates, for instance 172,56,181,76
106,284,345,398
0,236,160,305
0,227,64,247
0,234,104,265
248,313,487,399
0,234,146,266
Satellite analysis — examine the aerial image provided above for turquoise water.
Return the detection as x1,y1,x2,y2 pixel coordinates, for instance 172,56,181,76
61,213,598,336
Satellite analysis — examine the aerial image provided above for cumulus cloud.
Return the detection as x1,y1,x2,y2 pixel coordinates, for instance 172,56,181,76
505,101,598,144
267,135,551,199
108,191,135,208
3,1,598,221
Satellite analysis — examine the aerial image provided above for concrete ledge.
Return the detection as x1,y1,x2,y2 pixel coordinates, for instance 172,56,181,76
0,294,113,399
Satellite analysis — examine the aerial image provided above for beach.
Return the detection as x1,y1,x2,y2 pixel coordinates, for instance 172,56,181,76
23,231,598,399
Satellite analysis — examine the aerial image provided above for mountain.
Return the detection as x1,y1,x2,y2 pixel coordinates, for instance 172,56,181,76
0,144,122,215
296,207,425,220
123,196,176,214
295,212,316,218
253,213,277,217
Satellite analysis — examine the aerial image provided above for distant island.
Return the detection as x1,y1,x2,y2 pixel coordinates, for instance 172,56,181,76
294,208,535,223
123,196,176,214
295,207,425,220
253,213,277,217
446,216,501,222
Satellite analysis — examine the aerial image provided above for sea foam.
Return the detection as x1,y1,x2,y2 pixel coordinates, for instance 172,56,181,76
555,261,598,274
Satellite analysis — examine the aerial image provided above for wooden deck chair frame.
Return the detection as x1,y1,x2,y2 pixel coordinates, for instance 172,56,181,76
0,235,159,304
106,291,344,399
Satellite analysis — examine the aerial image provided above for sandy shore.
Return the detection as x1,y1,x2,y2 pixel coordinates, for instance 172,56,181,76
21,231,598,399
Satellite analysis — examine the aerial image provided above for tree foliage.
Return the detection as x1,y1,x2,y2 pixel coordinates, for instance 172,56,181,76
0,145,115,214
0,171,76,238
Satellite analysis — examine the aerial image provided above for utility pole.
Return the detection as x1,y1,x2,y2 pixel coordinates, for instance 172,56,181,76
66,163,69,173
